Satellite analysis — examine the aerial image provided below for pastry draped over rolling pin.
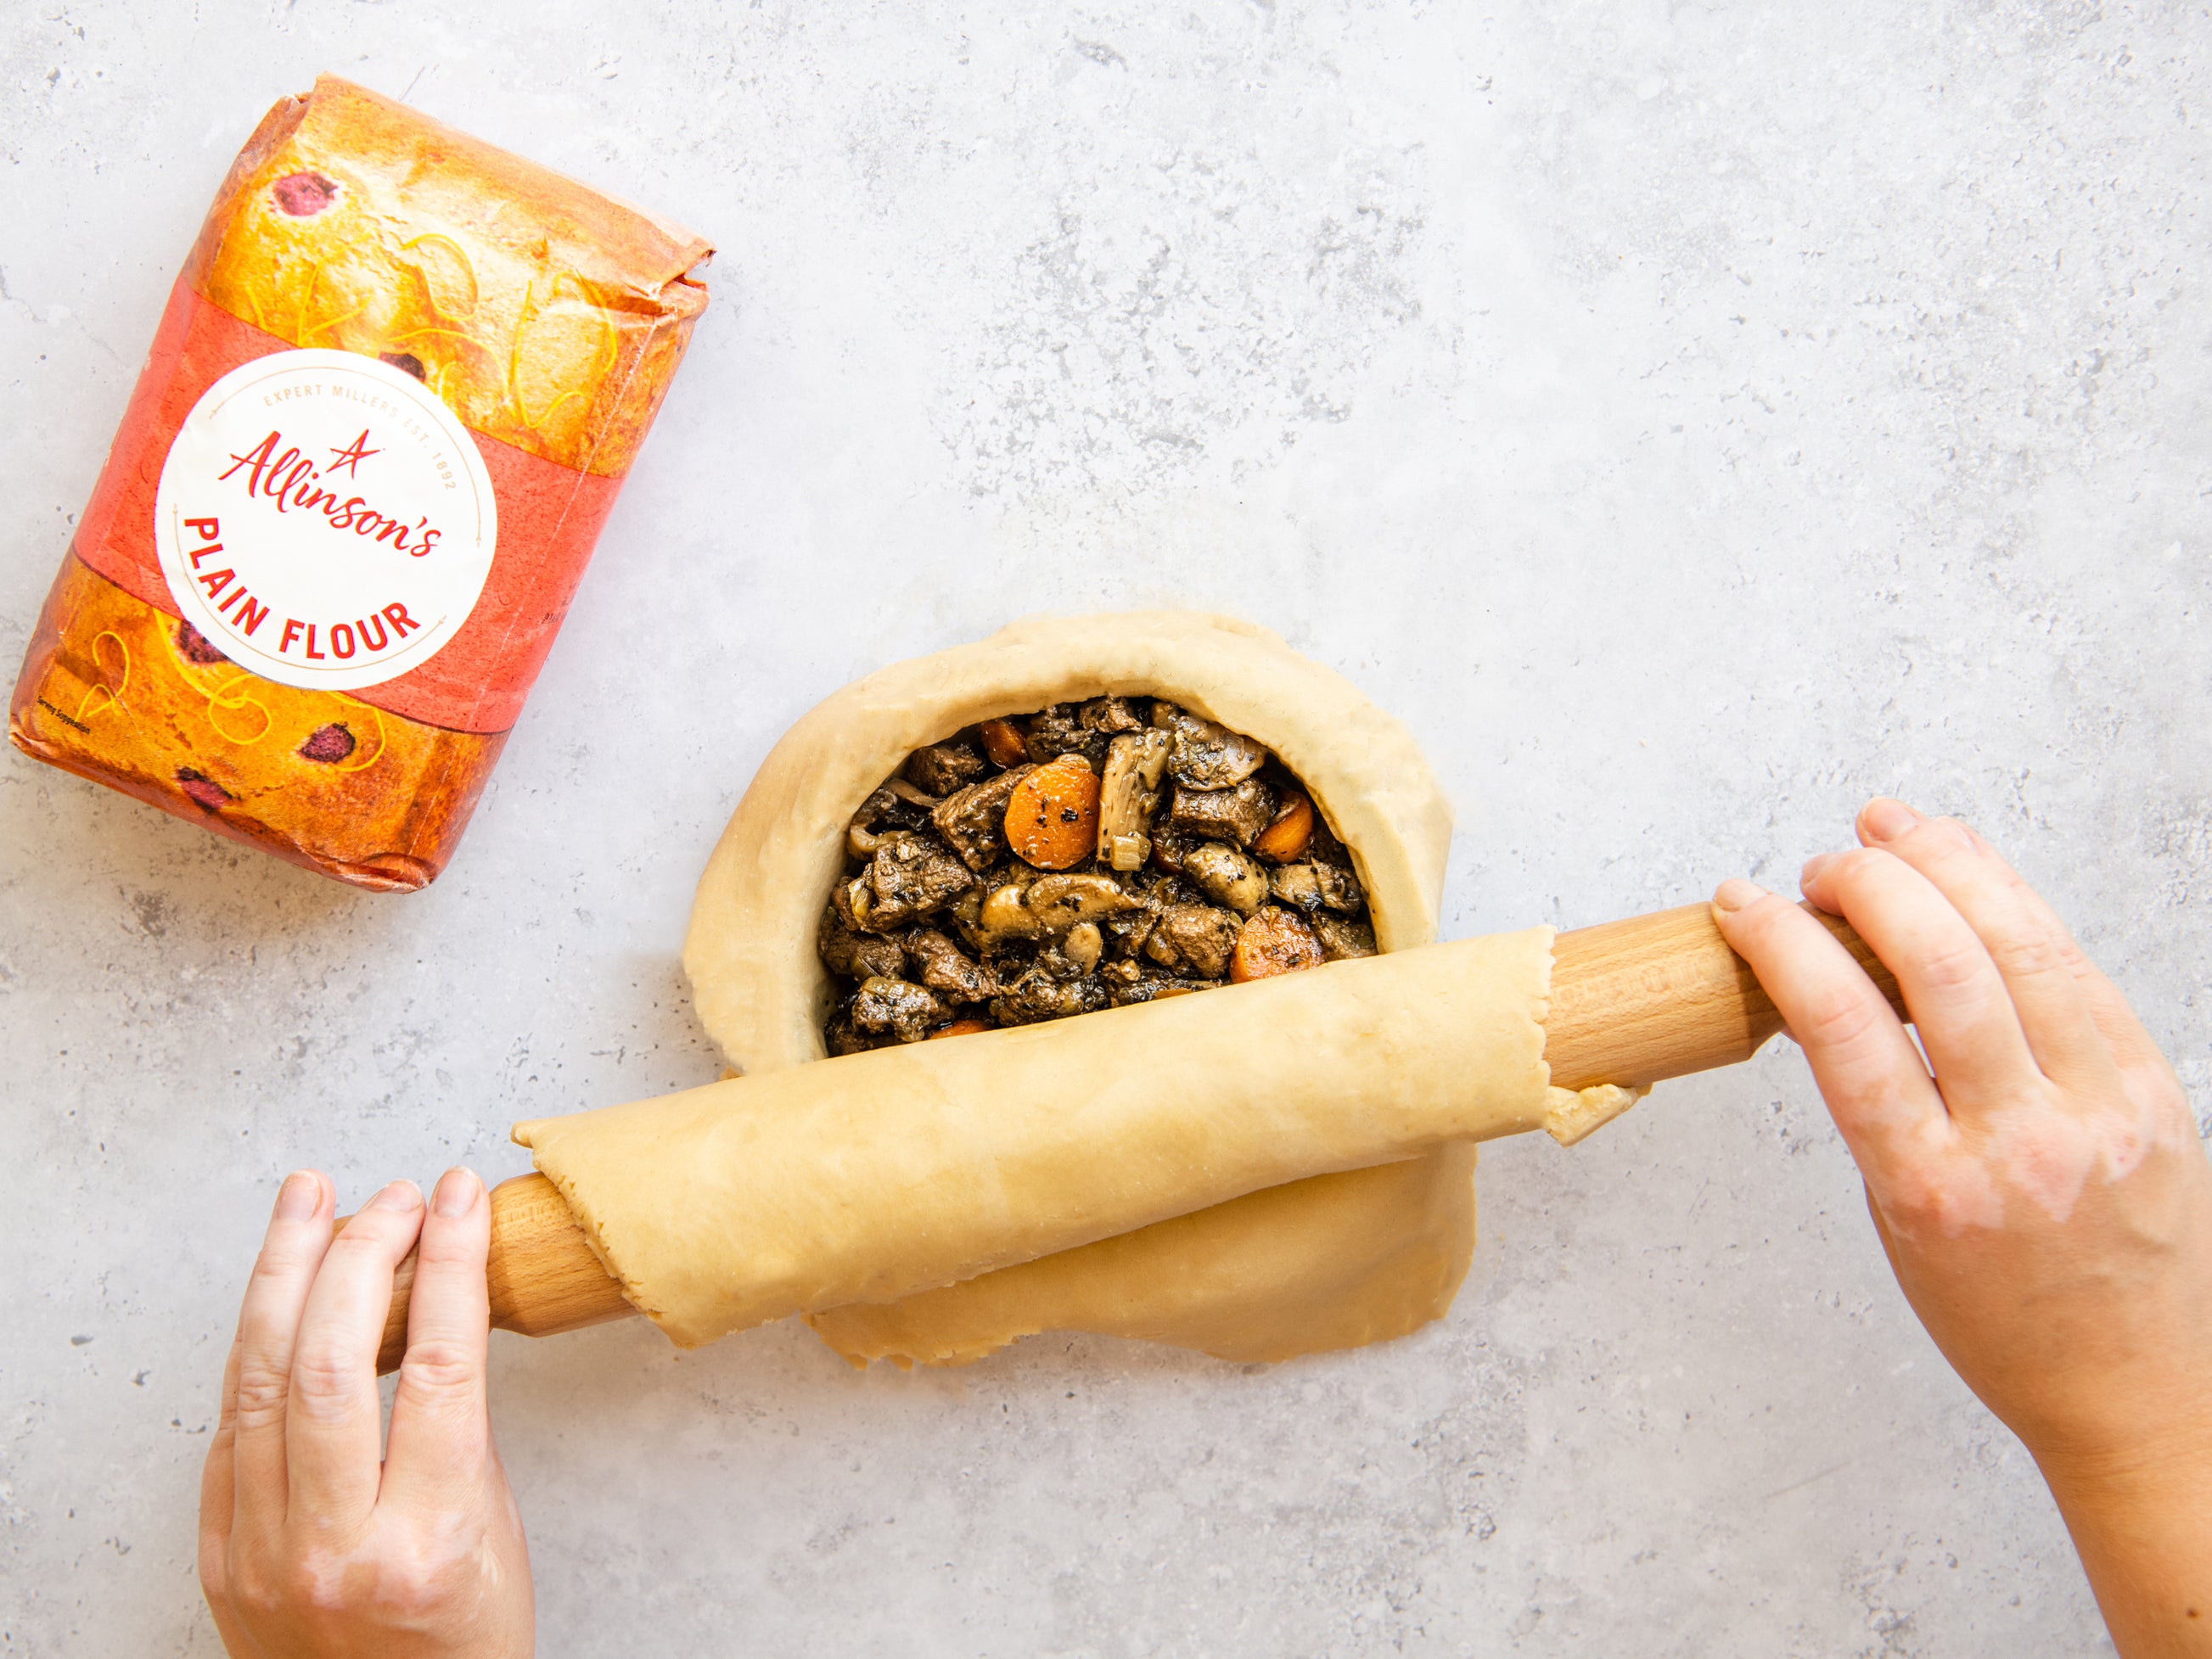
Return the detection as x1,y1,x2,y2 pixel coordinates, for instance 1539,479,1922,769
367,613,1900,1373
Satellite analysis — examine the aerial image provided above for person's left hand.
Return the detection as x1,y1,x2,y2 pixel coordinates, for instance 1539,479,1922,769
198,1168,534,1658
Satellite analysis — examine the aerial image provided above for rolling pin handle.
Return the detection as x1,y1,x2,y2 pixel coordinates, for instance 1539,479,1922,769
1547,900,1906,1092
352,1174,632,1376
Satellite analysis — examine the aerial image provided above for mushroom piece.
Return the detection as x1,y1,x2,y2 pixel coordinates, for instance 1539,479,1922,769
1182,841,1269,916
978,881,1043,940
1267,858,1365,916
1026,872,1136,930
932,764,1035,871
1166,778,1276,848
1059,920,1104,975
851,975,950,1044
979,872,1131,940
1153,703,1267,788
1095,728,1173,871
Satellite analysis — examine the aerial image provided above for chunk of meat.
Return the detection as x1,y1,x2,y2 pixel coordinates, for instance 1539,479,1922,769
819,902,907,981
1311,912,1378,961
1167,779,1276,848
933,765,1034,871
933,765,1035,872
1142,902,1243,979
1101,968,1221,1008
905,928,997,1003
990,966,1109,1026
905,740,985,797
864,832,976,928
1230,906,1326,983
1081,695,1145,736
1148,821,1196,876
1153,703,1267,787
851,976,950,1044
827,1009,886,1056
1021,703,1106,768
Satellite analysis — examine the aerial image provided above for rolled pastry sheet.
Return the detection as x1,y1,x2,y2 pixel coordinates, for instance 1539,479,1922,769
515,926,1631,1351
682,610,1473,1365
802,1152,1479,1368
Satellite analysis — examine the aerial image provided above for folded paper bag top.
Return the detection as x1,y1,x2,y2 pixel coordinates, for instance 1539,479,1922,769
9,76,710,890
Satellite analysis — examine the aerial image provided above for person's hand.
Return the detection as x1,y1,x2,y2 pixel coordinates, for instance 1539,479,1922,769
1713,799,2212,1657
199,1169,534,1658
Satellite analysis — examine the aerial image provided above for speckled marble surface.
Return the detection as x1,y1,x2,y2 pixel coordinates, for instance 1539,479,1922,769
4,3,2209,1653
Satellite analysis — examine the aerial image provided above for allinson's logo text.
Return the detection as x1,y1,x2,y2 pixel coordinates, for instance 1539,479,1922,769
154,349,497,694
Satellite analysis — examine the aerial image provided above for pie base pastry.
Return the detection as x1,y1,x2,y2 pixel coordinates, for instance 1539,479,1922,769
682,612,1469,1365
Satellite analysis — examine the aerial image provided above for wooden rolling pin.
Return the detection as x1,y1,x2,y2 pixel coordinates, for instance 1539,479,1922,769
360,901,1901,1374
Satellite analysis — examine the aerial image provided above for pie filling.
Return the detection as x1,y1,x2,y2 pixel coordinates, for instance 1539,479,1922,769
820,696,1378,1051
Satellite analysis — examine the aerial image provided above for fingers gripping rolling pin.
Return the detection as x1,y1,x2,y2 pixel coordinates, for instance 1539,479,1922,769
360,903,1900,1374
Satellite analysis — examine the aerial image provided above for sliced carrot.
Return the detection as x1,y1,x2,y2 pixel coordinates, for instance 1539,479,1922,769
1252,788,1316,863
1229,906,1326,983
977,718,1029,768
929,1018,993,1040
1004,754,1099,870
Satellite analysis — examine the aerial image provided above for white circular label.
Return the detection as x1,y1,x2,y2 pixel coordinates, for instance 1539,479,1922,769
154,349,497,691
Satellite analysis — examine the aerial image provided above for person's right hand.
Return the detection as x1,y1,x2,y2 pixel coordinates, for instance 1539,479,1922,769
1713,799,2212,1656
199,1167,534,1658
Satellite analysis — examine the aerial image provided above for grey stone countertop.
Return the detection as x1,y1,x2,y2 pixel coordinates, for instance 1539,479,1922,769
3,3,2207,1654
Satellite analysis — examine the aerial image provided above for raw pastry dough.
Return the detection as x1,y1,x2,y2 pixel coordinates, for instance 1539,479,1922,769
685,613,1451,1062
685,611,1471,1364
803,1152,1479,1367
515,928,1569,1349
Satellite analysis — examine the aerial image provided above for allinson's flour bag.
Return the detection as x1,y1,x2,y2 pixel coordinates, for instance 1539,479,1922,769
9,76,710,889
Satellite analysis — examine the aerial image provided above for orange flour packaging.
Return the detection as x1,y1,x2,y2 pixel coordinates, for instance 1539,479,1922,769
8,76,710,890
